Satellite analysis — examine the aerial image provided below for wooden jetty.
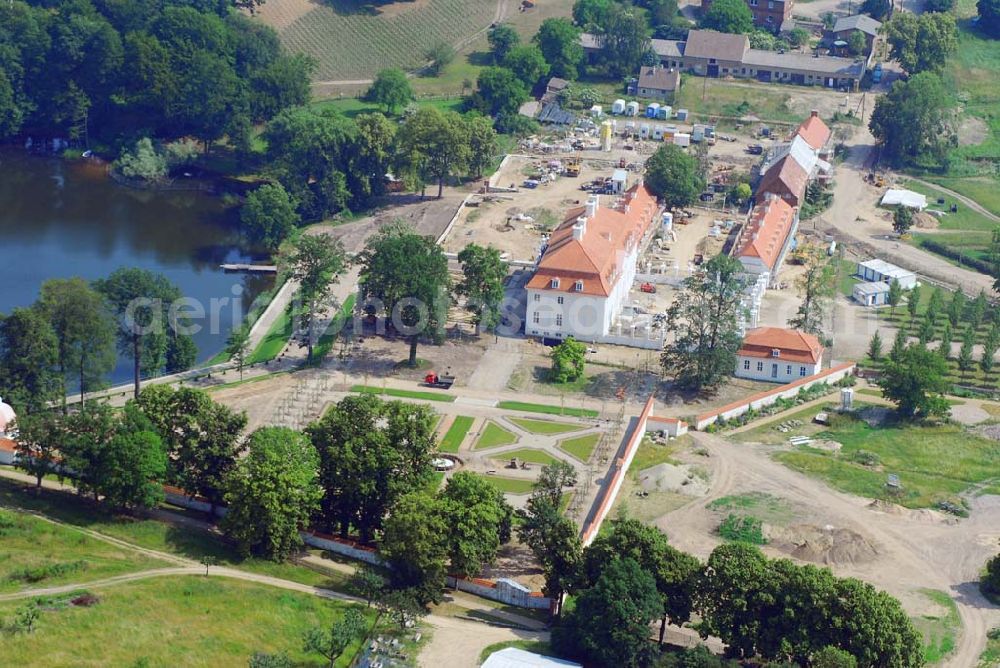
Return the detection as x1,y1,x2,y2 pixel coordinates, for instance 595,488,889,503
220,263,278,273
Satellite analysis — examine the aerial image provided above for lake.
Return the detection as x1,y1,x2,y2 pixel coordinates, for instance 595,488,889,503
0,150,274,386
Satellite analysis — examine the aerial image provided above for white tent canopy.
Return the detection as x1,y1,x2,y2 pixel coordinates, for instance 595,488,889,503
881,189,927,210
481,648,582,668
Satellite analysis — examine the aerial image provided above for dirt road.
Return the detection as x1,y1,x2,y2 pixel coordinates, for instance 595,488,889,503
656,431,1000,668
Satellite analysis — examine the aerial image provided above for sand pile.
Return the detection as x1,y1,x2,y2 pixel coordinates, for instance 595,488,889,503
764,523,880,566
867,499,955,524
913,212,939,229
638,463,709,497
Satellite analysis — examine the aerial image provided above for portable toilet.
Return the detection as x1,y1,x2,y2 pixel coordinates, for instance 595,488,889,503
704,125,715,139
652,125,665,141
660,105,672,119
626,100,640,117
663,125,677,141
645,103,660,118
612,99,626,115
692,125,706,142
640,123,651,138
674,132,691,147
611,168,628,194
624,121,636,137
676,108,689,121
662,211,674,231
590,104,603,118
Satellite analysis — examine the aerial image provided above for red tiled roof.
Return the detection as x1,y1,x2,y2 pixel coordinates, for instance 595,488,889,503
738,327,824,363
757,155,808,205
795,112,831,151
527,184,659,297
737,196,797,272
0,437,15,453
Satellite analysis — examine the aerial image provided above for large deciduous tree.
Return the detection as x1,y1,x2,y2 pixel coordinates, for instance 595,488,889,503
302,608,367,668
550,337,587,383
241,183,300,250
456,243,507,335
644,144,705,208
883,12,958,75
13,412,65,489
980,0,1000,37
488,23,520,63
397,107,471,198
534,18,584,80
357,224,451,367
439,471,513,577
502,44,550,88
465,114,499,180
880,344,950,419
869,72,954,169
380,492,449,604
366,68,413,114
470,67,530,119
0,307,60,413
788,245,836,337
221,426,322,561
278,233,348,360
662,254,748,393
596,4,653,77
701,0,754,34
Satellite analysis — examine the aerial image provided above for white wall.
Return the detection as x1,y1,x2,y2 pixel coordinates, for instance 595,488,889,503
734,355,822,384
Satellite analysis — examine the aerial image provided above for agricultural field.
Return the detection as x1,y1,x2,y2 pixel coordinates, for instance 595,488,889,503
0,577,373,667
256,0,500,82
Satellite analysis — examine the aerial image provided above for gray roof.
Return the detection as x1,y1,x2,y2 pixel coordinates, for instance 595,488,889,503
683,29,749,62
580,33,601,50
853,281,888,296
833,14,882,36
743,49,865,76
537,102,575,125
546,77,569,91
651,38,684,59
637,66,681,92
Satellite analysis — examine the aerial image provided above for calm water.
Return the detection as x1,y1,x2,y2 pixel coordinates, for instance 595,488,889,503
0,151,274,386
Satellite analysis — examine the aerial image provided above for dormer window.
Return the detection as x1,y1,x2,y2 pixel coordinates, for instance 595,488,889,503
551,278,560,289
771,349,780,358
574,281,584,292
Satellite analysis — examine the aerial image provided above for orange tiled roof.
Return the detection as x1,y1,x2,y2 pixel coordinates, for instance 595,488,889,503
0,437,15,453
737,196,797,272
738,327,824,363
527,184,659,297
794,112,831,151
757,155,808,205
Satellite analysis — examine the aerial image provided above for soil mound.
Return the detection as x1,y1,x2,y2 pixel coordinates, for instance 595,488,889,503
913,212,939,229
764,523,880,566
638,463,709,497
867,499,955,524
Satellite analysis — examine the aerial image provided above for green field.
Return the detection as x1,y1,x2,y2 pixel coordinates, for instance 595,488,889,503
474,421,519,449
912,589,960,665
508,417,585,435
0,508,165,594
499,448,561,466
0,577,371,667
672,79,800,123
475,474,536,495
263,0,498,81
438,415,474,453
248,303,294,365
558,433,601,462
755,406,1000,508
707,492,795,525
497,401,599,418
901,180,994,232
313,96,465,119
350,385,456,403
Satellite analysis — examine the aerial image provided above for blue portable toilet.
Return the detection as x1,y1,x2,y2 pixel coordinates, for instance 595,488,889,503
645,103,659,118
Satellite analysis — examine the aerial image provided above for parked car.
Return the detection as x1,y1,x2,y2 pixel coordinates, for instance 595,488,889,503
747,144,764,155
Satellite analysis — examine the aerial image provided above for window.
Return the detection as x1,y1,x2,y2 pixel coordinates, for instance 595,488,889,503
800,366,807,377
786,365,792,375
550,278,560,289
574,280,584,292
709,58,717,64
749,0,758,6
743,360,751,370
768,0,774,8
533,294,540,302
557,296,564,305
771,349,780,358
756,361,764,372
766,14,774,23
556,314,563,326
532,312,540,324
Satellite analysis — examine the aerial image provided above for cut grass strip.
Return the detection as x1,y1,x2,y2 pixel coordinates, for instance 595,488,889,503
438,416,474,453
508,417,585,435
306,294,357,364
474,421,519,449
558,433,601,462
350,385,456,403
476,474,536,495
913,589,960,665
497,401,599,418
499,448,561,466
248,304,294,365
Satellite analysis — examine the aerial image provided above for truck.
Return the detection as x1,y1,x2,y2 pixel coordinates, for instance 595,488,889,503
640,283,657,294
423,372,456,389
565,157,581,177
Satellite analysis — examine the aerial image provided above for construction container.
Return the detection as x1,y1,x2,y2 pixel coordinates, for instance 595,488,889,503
626,101,640,116
660,105,672,119
640,123,651,138
676,108,689,121
661,211,674,231
645,103,660,118
612,99,626,115
692,125,705,142
663,125,677,141
655,106,669,120
590,104,603,117
673,132,691,147
652,125,664,140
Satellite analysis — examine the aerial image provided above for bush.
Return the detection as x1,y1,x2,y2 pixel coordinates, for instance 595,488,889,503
919,238,999,278
850,450,881,467
718,514,766,544
981,554,1000,601
115,138,167,182
7,560,88,584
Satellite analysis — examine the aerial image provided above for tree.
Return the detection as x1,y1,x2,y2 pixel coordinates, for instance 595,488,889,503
937,322,953,358
829,577,922,667
302,608,367,668
970,291,988,330
662,254,747,393
397,107,471,198
644,144,705,208
135,385,248,518
115,137,167,181
907,284,921,321
883,13,958,74
701,0,754,34
880,344,951,419
440,471,513,577
980,0,1000,38
380,492,449,604
889,327,908,361
466,114,499,179
887,279,904,318
376,587,428,630
366,68,413,114
503,44,550,87
470,67,529,119
278,233,348,360
357,224,451,367
596,4,653,78
947,289,966,328
958,327,976,378
37,278,116,409
0,307,60,413
352,565,386,608
788,245,836,337
424,41,455,76
981,553,1000,597
550,337,587,383
456,243,507,335
355,112,397,200
221,427,322,560
870,72,954,169
573,0,613,29
892,206,913,235
787,27,811,48
488,24,520,63
241,183,300,250
730,182,752,206
847,30,867,57
95,267,187,398
695,543,773,659
226,324,252,380
13,412,64,489
534,18,584,80
861,0,891,18
981,324,1000,376
306,393,437,541
868,331,883,362
812,647,858,668
552,557,661,667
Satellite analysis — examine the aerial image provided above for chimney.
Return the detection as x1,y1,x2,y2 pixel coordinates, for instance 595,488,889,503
586,195,599,218
810,109,818,118
602,231,612,241
573,219,587,241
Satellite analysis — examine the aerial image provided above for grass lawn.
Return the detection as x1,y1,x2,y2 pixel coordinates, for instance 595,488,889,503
474,474,536,495
837,258,860,298
757,407,1000,508
912,589,960,666
438,415,474,453
308,294,357,364
497,401,599,418
672,79,800,123
900,180,994,231
350,385,456,403
473,421,519,449
629,436,685,476
0,577,371,667
978,628,1000,668
558,433,601,462
507,417,585,435
499,448,561,466
248,304,293,365
0,507,166,594
707,492,796,525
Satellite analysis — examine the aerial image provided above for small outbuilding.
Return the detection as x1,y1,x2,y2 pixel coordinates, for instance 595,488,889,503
611,168,629,193
626,100,640,116
856,259,917,289
612,98,626,114
852,280,890,306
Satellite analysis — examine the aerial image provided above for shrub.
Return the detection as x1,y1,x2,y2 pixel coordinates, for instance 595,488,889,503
850,450,881,467
718,514,766,544
115,138,167,182
7,560,88,584
981,554,1000,601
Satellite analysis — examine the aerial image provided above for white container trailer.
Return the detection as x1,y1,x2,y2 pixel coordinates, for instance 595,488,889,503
692,125,706,142
590,104,603,117
626,101,640,116
652,125,665,140
673,132,691,147
660,105,672,119
612,99,626,115
676,108,689,121
640,123,651,138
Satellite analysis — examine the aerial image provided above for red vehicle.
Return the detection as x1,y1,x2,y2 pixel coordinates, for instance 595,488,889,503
640,283,657,294
423,372,456,389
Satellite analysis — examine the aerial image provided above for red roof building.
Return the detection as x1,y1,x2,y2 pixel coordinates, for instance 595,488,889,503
735,195,799,281
735,327,825,383
756,154,809,206
794,110,832,152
